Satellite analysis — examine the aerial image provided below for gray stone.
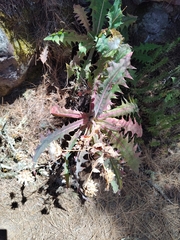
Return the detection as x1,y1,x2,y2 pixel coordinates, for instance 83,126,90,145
132,0,180,5
0,29,27,97
0,29,14,57
132,3,179,44
139,7,169,43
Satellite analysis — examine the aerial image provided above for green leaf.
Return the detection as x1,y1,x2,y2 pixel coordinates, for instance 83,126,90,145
90,0,111,35
93,52,133,117
112,133,141,174
99,100,139,118
62,162,69,187
110,178,120,193
121,14,137,30
44,30,88,46
104,159,122,193
84,62,92,80
62,129,82,187
107,0,123,29
109,158,123,192
64,129,82,160
165,92,173,103
133,43,162,64
43,35,53,41
53,35,60,44
33,120,84,165
78,42,87,55
133,43,160,53
66,62,75,79
96,30,124,58
113,43,132,62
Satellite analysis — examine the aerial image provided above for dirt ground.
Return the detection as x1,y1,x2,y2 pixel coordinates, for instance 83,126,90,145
1,151,180,240
0,82,180,240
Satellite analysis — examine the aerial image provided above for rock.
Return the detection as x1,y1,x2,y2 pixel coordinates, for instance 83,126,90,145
0,56,17,72
0,29,14,57
131,3,180,44
0,56,18,97
0,29,27,97
132,0,180,5
0,55,28,97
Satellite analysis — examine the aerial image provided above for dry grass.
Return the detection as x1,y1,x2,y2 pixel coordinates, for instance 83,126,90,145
0,82,180,240
0,82,67,176
0,178,116,240
94,147,180,239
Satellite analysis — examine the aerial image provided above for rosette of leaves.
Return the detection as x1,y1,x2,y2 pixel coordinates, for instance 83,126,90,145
34,0,142,194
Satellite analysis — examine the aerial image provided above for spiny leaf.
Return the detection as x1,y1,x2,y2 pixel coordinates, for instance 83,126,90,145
109,158,123,191
33,120,84,165
62,130,82,187
44,30,88,46
62,162,69,187
93,56,110,82
96,30,124,58
98,101,139,119
114,43,133,63
121,141,140,173
105,158,122,193
98,117,142,137
74,5,90,32
50,106,88,120
133,42,160,53
64,130,82,160
75,150,88,178
90,0,111,35
110,178,120,193
111,133,141,173
133,43,161,64
66,61,77,79
121,14,137,30
107,0,123,29
106,52,132,87
78,42,88,56
93,52,133,117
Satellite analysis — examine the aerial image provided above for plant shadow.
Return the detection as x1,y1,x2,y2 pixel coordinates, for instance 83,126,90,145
95,153,180,239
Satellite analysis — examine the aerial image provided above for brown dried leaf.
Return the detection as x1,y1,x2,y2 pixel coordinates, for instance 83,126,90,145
73,5,90,32
40,45,48,64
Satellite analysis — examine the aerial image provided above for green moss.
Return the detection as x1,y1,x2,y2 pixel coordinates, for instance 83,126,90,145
0,12,34,64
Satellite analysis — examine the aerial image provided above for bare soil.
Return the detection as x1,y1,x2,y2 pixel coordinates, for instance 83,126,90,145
0,81,180,240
